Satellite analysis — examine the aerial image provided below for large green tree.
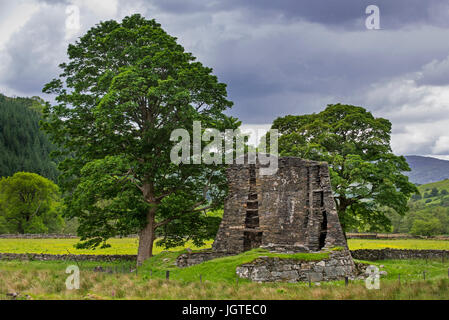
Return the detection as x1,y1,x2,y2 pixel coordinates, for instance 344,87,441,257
0,172,63,234
42,14,238,264
271,104,418,232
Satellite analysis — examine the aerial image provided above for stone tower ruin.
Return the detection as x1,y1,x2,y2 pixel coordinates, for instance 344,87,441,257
212,156,348,254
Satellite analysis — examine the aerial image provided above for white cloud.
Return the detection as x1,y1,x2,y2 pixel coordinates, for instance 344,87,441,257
0,1,40,49
356,70,449,157
72,0,118,18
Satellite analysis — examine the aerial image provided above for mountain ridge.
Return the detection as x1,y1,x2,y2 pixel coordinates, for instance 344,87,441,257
404,155,449,185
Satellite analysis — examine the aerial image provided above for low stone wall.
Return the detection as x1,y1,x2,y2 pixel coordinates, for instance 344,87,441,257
0,253,136,262
176,250,230,268
0,234,78,239
236,250,355,283
2,249,447,264
347,233,421,239
351,249,449,261
0,234,140,239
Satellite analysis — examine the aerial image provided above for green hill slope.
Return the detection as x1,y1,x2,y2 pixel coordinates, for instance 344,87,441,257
413,179,449,206
386,179,449,236
0,93,58,181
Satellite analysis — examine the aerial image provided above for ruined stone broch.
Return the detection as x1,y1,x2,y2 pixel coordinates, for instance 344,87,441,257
212,156,347,254
177,155,356,282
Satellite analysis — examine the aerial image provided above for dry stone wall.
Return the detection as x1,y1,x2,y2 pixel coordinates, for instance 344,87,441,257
236,250,355,283
176,251,230,268
0,253,136,262
351,249,449,261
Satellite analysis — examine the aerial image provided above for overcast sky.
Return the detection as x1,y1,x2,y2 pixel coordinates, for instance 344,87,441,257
2,0,449,158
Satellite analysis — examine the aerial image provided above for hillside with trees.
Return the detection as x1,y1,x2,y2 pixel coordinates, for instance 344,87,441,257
385,179,449,236
0,94,59,181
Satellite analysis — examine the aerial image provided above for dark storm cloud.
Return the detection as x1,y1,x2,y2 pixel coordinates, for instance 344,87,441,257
150,0,449,29
204,24,449,122
2,0,449,156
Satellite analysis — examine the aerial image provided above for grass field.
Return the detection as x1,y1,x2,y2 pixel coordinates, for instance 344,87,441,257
1,238,449,255
348,239,449,250
1,238,449,300
1,252,448,300
0,238,213,255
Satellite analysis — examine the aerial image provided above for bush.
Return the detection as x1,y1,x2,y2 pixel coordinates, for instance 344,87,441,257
411,193,422,201
430,187,439,197
410,218,444,236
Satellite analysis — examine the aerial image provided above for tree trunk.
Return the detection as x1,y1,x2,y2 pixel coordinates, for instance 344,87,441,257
137,206,156,266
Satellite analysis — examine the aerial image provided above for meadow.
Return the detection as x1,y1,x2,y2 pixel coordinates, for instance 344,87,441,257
1,252,449,300
0,238,212,255
1,238,449,300
1,238,449,255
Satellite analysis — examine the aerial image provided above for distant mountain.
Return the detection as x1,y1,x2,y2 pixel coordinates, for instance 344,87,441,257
404,155,449,185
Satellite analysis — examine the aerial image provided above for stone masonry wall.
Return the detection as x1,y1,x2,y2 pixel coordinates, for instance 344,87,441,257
236,250,355,283
0,234,78,239
213,157,348,254
176,251,230,268
351,249,449,261
0,253,136,262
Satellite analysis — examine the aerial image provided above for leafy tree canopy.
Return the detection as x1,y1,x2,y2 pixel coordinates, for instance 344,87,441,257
271,104,418,232
0,172,63,234
42,14,239,263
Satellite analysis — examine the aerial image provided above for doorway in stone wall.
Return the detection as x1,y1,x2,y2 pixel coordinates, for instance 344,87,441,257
319,209,328,250
243,164,263,251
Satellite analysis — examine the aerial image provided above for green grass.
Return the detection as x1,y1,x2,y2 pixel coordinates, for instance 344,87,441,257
1,240,449,300
1,256,448,300
413,179,449,206
0,238,448,255
348,239,449,250
141,248,330,283
139,248,449,285
418,179,449,193
0,238,213,255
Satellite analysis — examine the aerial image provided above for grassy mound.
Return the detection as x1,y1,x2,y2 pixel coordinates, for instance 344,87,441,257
140,248,332,283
